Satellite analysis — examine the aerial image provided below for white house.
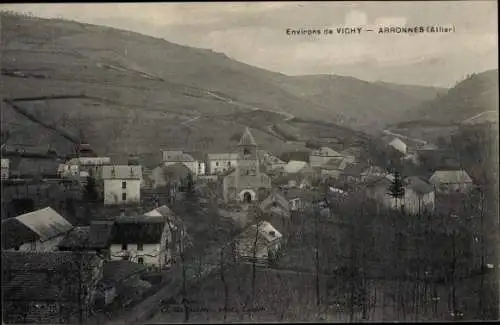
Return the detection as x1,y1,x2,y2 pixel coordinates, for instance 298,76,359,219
429,170,474,194
207,153,239,174
108,206,189,269
102,165,142,205
1,207,74,251
388,138,407,155
233,221,285,265
310,147,343,168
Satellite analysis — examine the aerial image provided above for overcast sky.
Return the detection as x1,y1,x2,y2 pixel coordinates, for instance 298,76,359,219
2,1,498,87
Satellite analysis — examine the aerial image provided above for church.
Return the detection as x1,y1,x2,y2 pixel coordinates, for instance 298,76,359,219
222,127,272,203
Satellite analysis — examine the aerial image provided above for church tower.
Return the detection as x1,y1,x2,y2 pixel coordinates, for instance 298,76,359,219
237,127,259,177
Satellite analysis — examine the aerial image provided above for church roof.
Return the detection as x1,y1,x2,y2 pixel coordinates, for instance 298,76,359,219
239,127,257,147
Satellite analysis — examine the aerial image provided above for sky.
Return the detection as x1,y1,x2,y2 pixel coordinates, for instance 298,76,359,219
1,1,498,87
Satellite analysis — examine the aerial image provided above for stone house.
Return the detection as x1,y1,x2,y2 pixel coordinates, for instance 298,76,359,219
233,221,285,265
106,206,189,269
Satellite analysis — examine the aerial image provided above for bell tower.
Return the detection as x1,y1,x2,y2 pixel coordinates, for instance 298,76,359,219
237,127,258,177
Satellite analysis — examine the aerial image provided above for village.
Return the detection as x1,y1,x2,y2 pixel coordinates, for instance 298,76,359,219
1,123,496,324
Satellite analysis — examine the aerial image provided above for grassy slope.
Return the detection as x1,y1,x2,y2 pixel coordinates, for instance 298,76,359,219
1,13,442,165
387,69,499,142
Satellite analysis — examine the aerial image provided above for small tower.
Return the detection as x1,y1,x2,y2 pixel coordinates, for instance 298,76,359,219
237,127,259,177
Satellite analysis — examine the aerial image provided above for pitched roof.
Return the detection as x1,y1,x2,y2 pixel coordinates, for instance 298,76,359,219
260,190,290,216
429,170,473,184
111,215,167,244
389,137,407,154
102,165,142,180
284,160,309,174
239,127,257,146
57,226,91,250
14,207,73,242
239,221,283,243
2,251,101,301
405,176,434,194
184,151,206,162
311,147,341,157
1,218,39,249
321,157,345,170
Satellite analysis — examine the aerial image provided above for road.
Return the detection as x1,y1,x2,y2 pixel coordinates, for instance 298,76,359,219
85,243,234,325
461,110,498,125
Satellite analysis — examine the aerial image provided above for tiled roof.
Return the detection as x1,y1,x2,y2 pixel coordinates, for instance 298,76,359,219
429,170,473,184
111,220,166,244
239,127,257,146
15,207,73,242
102,165,142,180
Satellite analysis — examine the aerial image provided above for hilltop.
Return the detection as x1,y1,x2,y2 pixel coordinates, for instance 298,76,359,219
1,12,443,164
386,69,499,142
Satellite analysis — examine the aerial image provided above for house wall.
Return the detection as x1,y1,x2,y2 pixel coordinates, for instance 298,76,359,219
110,243,161,267
432,182,473,194
2,166,10,179
208,158,238,174
103,179,141,205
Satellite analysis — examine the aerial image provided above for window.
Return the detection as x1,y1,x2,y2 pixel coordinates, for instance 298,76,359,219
216,162,219,167
122,243,128,250
14,246,19,251
122,193,127,201
122,181,127,189
111,167,116,178
137,243,143,251
138,257,144,264
228,162,231,166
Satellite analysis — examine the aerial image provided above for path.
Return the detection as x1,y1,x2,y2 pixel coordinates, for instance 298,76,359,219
461,110,498,125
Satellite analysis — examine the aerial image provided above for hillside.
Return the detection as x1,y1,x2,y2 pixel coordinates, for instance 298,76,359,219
387,69,499,142
1,12,441,164
272,74,445,132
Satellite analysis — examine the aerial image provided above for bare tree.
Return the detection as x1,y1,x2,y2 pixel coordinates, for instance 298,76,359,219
220,247,229,321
